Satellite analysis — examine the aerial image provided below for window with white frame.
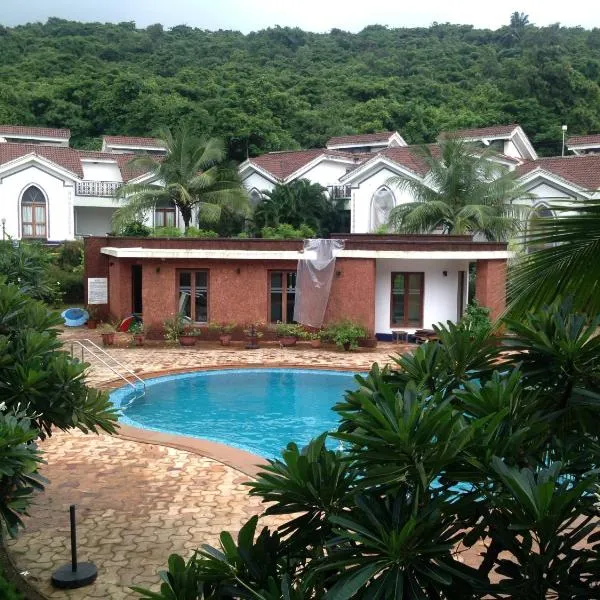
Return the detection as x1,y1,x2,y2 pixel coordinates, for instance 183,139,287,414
154,203,176,227
21,185,47,238
249,188,262,209
370,186,395,231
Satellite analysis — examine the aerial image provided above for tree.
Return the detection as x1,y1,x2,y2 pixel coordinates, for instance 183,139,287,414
253,179,345,236
0,279,118,538
113,127,248,232
136,300,600,599
509,201,600,316
387,138,530,240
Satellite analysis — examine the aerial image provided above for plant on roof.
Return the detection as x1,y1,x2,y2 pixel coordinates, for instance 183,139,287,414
387,137,532,241
113,125,249,233
138,298,600,598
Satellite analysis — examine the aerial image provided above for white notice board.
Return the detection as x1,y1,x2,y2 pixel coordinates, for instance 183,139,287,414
87,278,108,304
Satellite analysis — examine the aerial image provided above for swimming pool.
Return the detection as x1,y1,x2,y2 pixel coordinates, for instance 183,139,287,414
111,369,359,457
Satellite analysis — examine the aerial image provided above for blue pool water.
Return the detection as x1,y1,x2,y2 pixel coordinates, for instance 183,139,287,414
111,369,359,457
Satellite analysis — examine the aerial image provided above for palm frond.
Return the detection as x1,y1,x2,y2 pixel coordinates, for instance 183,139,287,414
508,201,600,316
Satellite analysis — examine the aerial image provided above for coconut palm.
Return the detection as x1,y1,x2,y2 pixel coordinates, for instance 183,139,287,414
387,138,531,241
509,201,600,316
113,127,248,232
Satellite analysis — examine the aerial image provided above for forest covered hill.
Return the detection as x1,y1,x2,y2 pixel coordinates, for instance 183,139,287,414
0,16,600,159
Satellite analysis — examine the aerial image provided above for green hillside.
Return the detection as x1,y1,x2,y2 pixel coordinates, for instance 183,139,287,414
1,15,599,159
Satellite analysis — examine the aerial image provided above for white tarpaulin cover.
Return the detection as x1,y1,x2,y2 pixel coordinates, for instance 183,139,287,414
293,238,345,328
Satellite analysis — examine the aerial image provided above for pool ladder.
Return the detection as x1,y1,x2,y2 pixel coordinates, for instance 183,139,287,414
70,338,146,402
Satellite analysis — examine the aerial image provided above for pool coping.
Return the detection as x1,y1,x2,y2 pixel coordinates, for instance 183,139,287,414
105,364,368,477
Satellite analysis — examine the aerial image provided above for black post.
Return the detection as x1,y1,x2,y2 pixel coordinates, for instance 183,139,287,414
51,504,97,589
70,505,77,572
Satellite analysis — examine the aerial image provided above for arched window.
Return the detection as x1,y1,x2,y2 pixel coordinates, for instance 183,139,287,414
370,186,395,231
249,188,262,209
527,204,554,251
21,185,47,238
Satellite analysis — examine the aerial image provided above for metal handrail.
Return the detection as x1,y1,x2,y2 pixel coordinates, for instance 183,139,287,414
70,339,145,400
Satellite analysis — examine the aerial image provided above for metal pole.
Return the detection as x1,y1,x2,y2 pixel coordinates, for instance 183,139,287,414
70,505,78,572
562,130,565,157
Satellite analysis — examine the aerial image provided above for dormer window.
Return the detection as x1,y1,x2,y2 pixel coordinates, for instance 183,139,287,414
21,185,47,238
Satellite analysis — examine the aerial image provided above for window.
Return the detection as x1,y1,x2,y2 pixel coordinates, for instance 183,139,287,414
178,271,208,323
21,185,47,238
370,186,395,231
527,204,554,251
155,205,176,227
249,188,262,209
269,271,296,323
391,272,424,327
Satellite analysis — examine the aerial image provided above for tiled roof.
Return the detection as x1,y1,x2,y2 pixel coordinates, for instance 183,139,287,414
327,131,396,147
0,144,83,177
0,144,156,182
566,134,600,147
103,135,165,148
442,124,518,139
248,148,360,180
0,125,71,140
516,155,600,190
377,146,433,176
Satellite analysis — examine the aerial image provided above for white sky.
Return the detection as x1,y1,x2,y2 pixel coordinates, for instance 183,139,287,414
0,0,599,32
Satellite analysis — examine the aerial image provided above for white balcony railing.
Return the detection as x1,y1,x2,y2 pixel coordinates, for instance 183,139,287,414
76,181,122,197
328,185,352,200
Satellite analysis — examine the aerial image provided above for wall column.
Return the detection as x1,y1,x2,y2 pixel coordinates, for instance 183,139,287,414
475,259,507,321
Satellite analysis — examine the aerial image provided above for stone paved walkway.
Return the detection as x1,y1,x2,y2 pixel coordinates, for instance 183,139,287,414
6,330,407,599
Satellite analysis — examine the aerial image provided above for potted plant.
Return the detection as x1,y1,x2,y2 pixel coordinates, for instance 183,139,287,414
129,321,145,346
164,313,186,344
87,305,99,329
274,322,304,346
305,331,322,349
209,322,236,346
179,326,201,346
99,322,117,346
244,322,264,349
324,320,367,351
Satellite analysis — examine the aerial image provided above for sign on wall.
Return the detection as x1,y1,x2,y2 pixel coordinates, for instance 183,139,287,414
87,277,108,304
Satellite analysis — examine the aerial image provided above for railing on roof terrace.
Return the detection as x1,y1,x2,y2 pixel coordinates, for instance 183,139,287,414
76,180,122,197
328,185,352,200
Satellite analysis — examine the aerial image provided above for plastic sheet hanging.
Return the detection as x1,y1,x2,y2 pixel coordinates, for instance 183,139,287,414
293,238,345,328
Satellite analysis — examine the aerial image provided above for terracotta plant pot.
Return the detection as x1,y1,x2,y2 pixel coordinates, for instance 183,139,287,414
133,334,145,346
343,341,352,351
87,320,97,329
310,339,321,348
101,332,115,346
219,334,232,346
358,337,378,349
280,336,297,347
179,335,197,347
246,336,259,349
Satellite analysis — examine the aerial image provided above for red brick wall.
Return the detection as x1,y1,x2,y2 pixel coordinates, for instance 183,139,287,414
475,259,507,321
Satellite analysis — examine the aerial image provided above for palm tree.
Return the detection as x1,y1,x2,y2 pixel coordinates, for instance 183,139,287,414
509,201,600,316
113,127,248,232
387,138,530,241
253,179,340,235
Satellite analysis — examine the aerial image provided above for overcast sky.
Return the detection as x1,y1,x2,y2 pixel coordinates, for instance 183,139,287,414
0,0,599,32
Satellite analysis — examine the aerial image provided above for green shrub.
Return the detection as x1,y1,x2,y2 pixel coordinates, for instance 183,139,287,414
48,266,84,304
0,567,23,600
260,223,315,239
185,227,219,238
459,300,492,336
274,322,305,338
236,231,249,238
119,221,151,237
151,226,181,237
55,240,84,271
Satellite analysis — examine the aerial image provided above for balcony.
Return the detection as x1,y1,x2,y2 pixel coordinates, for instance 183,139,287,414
76,180,122,197
328,185,352,200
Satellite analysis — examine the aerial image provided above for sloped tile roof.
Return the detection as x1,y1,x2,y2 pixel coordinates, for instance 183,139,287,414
0,125,71,140
516,155,600,190
103,135,165,148
248,148,361,181
442,124,518,139
0,144,83,177
78,149,155,182
566,134,600,147
327,131,397,147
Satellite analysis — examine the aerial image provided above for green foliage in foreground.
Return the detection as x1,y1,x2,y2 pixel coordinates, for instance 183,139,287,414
0,279,119,538
2,18,600,158
136,299,600,599
0,566,23,600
